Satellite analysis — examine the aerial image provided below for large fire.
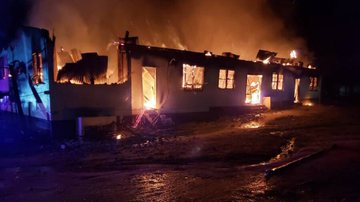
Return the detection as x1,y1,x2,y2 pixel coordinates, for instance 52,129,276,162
144,97,156,110
245,75,262,105
30,0,312,68
290,50,297,59
248,82,261,104
262,57,271,65
142,67,157,110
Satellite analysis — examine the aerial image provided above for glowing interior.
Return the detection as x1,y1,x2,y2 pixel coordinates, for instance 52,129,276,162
142,67,157,110
245,75,262,105
182,64,204,89
294,78,300,103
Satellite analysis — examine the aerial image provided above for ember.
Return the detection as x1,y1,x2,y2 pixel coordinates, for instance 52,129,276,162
116,134,122,140
262,57,271,65
302,101,314,107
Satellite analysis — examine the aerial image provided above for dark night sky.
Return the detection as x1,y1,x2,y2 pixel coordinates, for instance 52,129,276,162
270,0,360,96
271,1,360,80
0,0,31,50
1,0,360,94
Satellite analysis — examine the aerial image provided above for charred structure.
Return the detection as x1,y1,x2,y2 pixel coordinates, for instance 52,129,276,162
0,27,321,136
57,53,108,85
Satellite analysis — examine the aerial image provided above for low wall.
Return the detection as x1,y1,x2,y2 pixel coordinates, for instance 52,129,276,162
50,82,132,121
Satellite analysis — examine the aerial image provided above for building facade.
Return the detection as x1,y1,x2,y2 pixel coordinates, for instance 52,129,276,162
0,27,321,135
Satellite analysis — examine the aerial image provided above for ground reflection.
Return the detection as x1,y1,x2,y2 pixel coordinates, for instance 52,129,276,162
241,121,262,129
132,171,174,201
231,173,272,201
246,174,269,194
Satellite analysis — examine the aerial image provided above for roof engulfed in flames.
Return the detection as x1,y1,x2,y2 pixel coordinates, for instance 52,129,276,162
29,0,312,62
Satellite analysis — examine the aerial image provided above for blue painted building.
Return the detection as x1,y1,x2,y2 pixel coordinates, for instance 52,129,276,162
0,26,54,120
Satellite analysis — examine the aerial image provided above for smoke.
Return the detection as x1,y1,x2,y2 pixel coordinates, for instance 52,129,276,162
29,0,310,80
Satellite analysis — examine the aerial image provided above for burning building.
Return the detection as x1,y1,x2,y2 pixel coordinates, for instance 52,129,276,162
0,27,52,121
0,27,321,136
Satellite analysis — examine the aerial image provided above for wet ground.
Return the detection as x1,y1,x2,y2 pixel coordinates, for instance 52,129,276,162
1,105,360,201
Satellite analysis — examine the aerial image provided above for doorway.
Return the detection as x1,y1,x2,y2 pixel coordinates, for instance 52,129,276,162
294,78,300,103
142,67,156,110
245,75,263,104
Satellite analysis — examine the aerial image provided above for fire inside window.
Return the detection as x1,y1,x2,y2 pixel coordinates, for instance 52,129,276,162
218,69,235,89
272,72,284,90
309,77,318,91
32,53,44,84
182,64,204,90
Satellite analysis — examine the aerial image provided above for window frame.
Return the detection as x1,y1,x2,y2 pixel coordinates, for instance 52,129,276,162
32,52,44,85
309,76,318,91
271,72,284,91
182,64,205,90
218,69,235,89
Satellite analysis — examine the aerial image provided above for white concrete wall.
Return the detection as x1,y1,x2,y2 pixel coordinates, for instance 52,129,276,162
262,70,297,104
130,55,299,114
159,64,248,113
299,76,321,102
50,82,132,120
50,53,319,121
130,58,144,115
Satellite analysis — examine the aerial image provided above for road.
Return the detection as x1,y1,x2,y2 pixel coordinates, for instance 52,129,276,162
1,105,360,201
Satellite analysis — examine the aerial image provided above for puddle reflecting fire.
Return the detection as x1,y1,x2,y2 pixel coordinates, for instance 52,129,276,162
132,171,173,201
241,121,262,129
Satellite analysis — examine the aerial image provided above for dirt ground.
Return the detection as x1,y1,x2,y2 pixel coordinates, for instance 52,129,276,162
1,105,360,201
